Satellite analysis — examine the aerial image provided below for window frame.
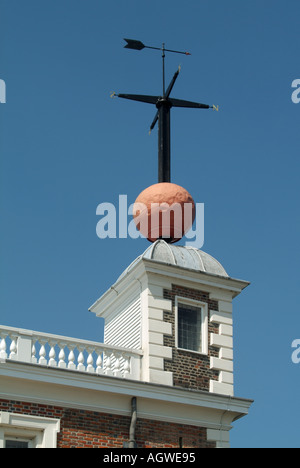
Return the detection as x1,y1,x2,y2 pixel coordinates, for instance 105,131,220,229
0,412,60,448
175,296,208,355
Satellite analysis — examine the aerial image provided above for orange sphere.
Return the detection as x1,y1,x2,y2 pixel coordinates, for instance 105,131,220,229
133,182,195,243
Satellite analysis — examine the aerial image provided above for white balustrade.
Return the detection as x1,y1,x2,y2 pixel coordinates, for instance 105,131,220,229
0,325,142,380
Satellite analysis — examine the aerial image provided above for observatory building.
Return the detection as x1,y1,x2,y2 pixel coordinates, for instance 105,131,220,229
0,40,253,449
0,240,253,448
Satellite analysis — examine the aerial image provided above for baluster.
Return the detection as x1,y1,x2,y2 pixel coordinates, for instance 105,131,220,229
105,351,113,376
87,348,94,373
49,342,56,367
123,354,130,378
77,347,85,372
96,351,103,375
58,344,66,369
0,334,7,360
9,335,18,360
67,346,76,370
113,352,122,378
31,342,37,364
38,340,47,365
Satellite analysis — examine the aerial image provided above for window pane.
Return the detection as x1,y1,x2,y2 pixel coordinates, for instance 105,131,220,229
178,303,202,352
5,440,29,448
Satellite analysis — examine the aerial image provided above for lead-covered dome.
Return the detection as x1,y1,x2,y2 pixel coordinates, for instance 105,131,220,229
118,240,228,282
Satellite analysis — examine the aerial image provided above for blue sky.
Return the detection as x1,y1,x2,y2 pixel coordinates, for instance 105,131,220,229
0,0,299,448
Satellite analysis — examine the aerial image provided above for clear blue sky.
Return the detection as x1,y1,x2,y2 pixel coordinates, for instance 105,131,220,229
0,0,299,448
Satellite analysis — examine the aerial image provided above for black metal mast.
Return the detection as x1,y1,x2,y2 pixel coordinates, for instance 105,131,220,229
113,39,217,183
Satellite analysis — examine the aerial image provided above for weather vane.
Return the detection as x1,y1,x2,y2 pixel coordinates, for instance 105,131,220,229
111,38,218,184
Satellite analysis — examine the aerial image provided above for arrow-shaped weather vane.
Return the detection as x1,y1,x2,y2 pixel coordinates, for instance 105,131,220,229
112,39,218,183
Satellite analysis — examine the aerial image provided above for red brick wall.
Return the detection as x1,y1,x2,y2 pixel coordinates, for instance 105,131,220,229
163,285,220,391
0,399,216,448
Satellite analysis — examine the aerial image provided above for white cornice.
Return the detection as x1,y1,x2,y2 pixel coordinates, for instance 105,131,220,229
142,259,249,295
0,360,253,430
90,257,250,317
89,261,147,317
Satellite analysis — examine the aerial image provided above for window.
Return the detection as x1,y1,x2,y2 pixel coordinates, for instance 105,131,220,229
178,303,202,352
5,439,30,448
175,297,208,354
0,412,60,448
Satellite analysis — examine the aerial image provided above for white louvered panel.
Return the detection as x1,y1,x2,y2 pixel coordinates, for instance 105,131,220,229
104,296,141,349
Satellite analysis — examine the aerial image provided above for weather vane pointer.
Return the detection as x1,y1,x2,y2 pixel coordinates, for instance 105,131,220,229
112,38,218,183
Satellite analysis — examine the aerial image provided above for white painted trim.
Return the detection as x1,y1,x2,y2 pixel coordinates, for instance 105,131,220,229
0,411,60,448
207,428,231,448
89,257,249,318
0,361,252,432
89,262,146,317
175,296,208,355
0,361,252,412
142,259,249,296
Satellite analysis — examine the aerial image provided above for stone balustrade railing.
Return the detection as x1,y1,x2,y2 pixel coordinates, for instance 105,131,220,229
0,325,143,380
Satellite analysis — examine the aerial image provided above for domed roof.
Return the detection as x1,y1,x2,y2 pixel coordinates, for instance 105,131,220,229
118,240,228,282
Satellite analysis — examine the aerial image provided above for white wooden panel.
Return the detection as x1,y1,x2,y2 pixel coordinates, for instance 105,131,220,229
104,296,141,349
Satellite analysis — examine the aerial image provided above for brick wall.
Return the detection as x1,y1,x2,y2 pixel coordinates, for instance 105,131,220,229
163,285,220,391
0,399,216,448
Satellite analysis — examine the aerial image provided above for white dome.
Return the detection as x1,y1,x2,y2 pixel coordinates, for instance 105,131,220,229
118,240,228,282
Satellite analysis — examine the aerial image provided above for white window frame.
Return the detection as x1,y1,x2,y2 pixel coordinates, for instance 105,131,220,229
0,412,60,448
175,296,208,355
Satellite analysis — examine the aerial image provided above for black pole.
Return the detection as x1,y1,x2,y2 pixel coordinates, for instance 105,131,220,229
158,43,170,183
162,43,166,97
158,99,171,183
128,397,137,448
